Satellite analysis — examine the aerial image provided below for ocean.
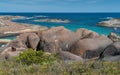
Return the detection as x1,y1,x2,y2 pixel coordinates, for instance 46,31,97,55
0,13,120,40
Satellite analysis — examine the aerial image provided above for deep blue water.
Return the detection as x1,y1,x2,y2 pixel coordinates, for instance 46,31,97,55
1,13,120,40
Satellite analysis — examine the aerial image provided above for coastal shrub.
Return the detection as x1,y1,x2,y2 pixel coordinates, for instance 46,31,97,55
0,59,120,75
15,49,57,65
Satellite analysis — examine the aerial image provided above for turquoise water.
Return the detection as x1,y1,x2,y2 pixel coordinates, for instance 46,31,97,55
0,13,120,39
0,36,16,47
9,13,119,35
0,36,16,40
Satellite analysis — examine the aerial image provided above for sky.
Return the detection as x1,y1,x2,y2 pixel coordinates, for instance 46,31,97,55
0,0,120,12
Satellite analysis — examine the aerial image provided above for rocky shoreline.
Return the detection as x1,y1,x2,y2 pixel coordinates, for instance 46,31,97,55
1,15,120,62
0,39,12,44
0,26,120,62
0,15,48,38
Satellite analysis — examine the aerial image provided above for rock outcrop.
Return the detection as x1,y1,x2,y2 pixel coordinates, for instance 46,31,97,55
70,36,113,58
56,50,83,61
1,26,118,61
0,47,26,59
8,33,40,50
37,26,79,52
102,55,120,62
98,18,120,27
76,28,99,39
108,32,120,42
99,41,120,59
0,16,48,38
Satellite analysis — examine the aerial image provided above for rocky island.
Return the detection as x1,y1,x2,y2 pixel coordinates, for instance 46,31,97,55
34,18,70,23
98,18,120,27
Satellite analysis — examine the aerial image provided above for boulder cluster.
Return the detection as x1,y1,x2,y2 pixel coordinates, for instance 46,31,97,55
1,26,120,61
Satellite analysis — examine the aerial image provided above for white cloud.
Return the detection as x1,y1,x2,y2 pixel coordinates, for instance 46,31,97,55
86,0,104,4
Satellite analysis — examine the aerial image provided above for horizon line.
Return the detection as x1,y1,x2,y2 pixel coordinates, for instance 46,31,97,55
0,12,120,13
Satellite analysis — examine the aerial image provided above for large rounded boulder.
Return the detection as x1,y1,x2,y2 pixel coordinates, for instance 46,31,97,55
76,28,99,39
37,26,80,52
70,36,113,59
14,32,40,50
99,41,120,59
56,50,83,61
0,33,40,59
108,32,120,42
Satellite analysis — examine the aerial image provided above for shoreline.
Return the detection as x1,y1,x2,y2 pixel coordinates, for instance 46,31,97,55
0,26,120,62
0,15,48,45
0,39,12,44
0,15,48,37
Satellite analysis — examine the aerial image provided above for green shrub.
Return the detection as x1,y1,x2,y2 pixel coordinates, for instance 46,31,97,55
15,49,57,65
0,58,120,75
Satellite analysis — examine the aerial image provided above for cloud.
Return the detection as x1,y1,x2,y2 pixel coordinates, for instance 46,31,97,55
0,0,54,5
0,0,82,4
86,0,104,4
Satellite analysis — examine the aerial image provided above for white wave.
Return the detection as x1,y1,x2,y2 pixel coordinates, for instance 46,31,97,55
106,17,113,19
100,17,113,20
34,15,48,18
25,15,48,20
34,18,70,23
25,17,34,19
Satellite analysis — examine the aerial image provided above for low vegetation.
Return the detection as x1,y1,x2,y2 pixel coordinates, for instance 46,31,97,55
15,49,57,65
0,49,120,75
